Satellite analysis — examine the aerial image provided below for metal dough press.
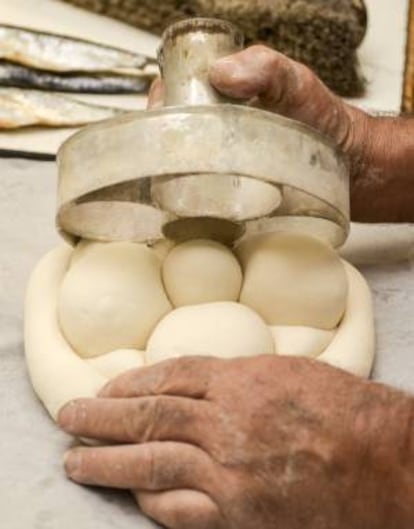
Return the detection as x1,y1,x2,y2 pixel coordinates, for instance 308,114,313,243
57,18,350,247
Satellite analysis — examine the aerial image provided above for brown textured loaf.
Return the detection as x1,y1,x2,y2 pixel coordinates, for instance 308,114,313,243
63,0,367,96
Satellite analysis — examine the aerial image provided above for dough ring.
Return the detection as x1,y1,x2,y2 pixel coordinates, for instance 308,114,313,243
24,233,375,421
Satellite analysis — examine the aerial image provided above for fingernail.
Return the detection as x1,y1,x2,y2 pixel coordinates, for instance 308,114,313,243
63,450,80,477
57,400,77,430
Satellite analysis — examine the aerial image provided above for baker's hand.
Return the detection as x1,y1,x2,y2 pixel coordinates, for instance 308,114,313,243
211,46,370,154
58,355,397,529
149,45,414,223
148,45,368,163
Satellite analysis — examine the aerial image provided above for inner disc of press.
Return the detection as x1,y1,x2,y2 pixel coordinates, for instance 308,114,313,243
162,217,245,245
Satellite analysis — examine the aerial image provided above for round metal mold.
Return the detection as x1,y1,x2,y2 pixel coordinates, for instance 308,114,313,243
57,17,350,247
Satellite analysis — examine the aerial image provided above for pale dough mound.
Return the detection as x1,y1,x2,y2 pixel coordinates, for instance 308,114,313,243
150,239,175,261
237,233,348,329
87,348,146,379
162,239,243,307
24,237,376,423
270,326,335,358
147,301,274,364
58,241,172,358
318,262,375,378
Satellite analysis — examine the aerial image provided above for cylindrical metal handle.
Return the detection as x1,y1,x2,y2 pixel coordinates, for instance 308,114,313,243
56,18,349,248
158,18,244,106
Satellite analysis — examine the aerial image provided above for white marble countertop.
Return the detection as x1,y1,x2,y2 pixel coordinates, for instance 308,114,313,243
0,159,159,528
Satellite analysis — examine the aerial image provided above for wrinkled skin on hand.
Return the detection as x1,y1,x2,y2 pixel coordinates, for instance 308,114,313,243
209,46,366,153
57,46,414,529
150,45,414,223
150,44,414,223
59,355,395,529
149,44,368,172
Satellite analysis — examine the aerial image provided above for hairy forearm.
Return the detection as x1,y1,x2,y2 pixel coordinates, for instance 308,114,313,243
208,46,414,224
349,381,414,528
347,111,414,223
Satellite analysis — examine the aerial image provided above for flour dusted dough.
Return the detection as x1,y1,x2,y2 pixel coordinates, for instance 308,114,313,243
24,234,376,423
237,233,348,329
270,326,335,358
147,302,274,364
162,239,243,307
150,239,175,261
25,246,147,421
58,241,172,358
24,246,106,419
87,348,145,378
318,261,375,378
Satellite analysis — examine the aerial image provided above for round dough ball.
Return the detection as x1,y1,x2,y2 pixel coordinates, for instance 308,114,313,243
87,348,145,379
58,242,172,358
269,326,335,358
162,239,243,307
318,261,376,378
149,239,175,261
69,238,99,267
147,301,274,364
237,233,348,329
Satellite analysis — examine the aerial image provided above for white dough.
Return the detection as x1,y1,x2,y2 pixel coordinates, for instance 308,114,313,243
58,241,172,358
270,326,335,358
24,246,107,419
340,223,414,265
237,232,348,329
147,301,274,364
87,348,145,379
318,261,376,378
162,239,243,307
149,239,175,261
24,234,376,423
68,238,101,267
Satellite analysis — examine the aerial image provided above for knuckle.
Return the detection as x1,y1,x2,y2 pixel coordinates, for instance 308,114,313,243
144,359,176,393
121,400,149,441
123,409,140,441
289,62,321,109
141,445,158,489
148,398,164,435
160,357,181,379
120,369,141,391
167,356,196,378
251,44,281,69
248,43,272,58
156,357,194,389
297,62,318,88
